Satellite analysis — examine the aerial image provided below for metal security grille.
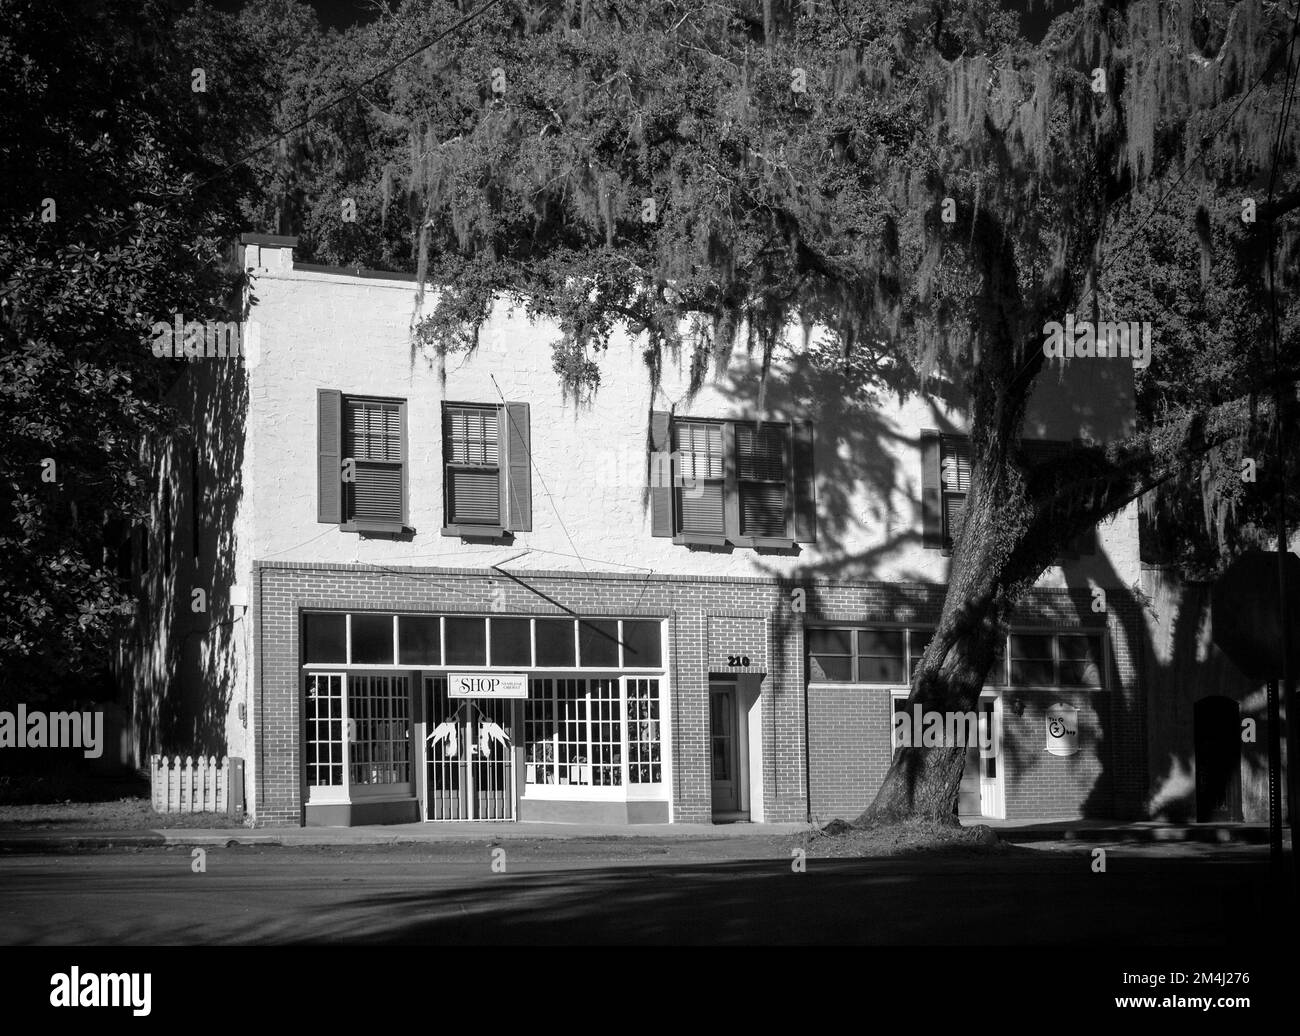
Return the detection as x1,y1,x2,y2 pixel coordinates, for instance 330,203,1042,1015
424,677,516,821
348,674,410,787
444,405,501,524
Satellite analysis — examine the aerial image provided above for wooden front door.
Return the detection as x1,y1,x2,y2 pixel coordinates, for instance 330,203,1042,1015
1195,695,1242,822
710,684,738,814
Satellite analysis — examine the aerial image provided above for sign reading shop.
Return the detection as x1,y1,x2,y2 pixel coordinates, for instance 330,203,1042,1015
449,672,529,699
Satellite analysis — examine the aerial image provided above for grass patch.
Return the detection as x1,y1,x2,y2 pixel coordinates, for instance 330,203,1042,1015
794,817,1017,858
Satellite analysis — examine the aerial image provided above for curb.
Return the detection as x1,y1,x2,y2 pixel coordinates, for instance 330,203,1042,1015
996,825,1281,845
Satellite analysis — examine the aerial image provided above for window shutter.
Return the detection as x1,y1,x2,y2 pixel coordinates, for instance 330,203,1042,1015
792,420,816,542
317,389,342,523
649,410,673,537
920,429,942,548
504,402,531,532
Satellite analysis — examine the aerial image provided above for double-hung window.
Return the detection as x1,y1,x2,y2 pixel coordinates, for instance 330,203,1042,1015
441,401,532,537
921,431,1096,555
316,390,408,534
649,411,815,547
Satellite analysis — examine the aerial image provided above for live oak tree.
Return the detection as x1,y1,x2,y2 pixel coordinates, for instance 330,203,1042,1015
248,0,1300,820
354,0,1300,821
0,0,268,696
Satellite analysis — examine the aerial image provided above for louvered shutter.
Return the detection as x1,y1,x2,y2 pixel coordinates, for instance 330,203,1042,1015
317,389,342,523
792,420,816,542
649,410,673,537
504,402,531,531
920,429,942,548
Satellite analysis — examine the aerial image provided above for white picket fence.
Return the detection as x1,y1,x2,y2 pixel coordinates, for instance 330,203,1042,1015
151,755,229,814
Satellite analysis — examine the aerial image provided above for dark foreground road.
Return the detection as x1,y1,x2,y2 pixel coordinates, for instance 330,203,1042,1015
0,839,1281,945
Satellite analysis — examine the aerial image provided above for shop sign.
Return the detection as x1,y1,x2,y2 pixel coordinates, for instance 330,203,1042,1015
1045,703,1079,757
449,672,528,699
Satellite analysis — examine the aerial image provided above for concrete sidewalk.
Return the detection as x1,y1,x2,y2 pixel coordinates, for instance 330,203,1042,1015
0,816,1288,852
970,816,1287,845
0,820,811,851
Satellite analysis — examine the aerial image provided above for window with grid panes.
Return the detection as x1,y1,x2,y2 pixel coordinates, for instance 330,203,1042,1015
736,422,789,537
444,404,501,525
305,673,344,789
345,397,404,524
674,421,725,535
627,679,662,783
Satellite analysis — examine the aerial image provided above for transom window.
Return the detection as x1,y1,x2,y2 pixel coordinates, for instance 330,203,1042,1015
809,625,1105,688
302,612,663,670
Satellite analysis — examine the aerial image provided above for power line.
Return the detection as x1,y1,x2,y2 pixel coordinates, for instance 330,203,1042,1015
197,0,504,193
490,373,589,574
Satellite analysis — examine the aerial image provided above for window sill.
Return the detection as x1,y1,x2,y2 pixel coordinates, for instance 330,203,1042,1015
730,535,796,550
442,524,508,539
341,520,412,536
673,532,729,547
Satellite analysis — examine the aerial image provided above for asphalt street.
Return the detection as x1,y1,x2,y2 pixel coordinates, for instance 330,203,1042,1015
0,839,1280,944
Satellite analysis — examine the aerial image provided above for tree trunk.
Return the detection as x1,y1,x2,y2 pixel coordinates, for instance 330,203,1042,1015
857,457,1031,824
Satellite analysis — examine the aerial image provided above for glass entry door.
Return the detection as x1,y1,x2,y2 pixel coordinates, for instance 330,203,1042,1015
424,677,517,821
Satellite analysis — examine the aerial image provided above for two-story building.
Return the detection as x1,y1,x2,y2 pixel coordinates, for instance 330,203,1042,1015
115,233,1148,827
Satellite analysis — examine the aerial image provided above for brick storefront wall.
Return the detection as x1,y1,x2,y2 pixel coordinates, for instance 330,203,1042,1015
253,562,1147,826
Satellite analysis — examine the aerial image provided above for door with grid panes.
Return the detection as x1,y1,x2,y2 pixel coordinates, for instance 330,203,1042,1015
423,677,518,821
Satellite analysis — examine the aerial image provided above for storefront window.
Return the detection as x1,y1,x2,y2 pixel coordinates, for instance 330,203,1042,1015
306,673,344,787
523,677,663,788
627,679,662,783
348,675,411,786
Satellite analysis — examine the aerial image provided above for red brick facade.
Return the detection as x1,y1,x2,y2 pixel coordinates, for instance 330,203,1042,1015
252,560,1147,826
